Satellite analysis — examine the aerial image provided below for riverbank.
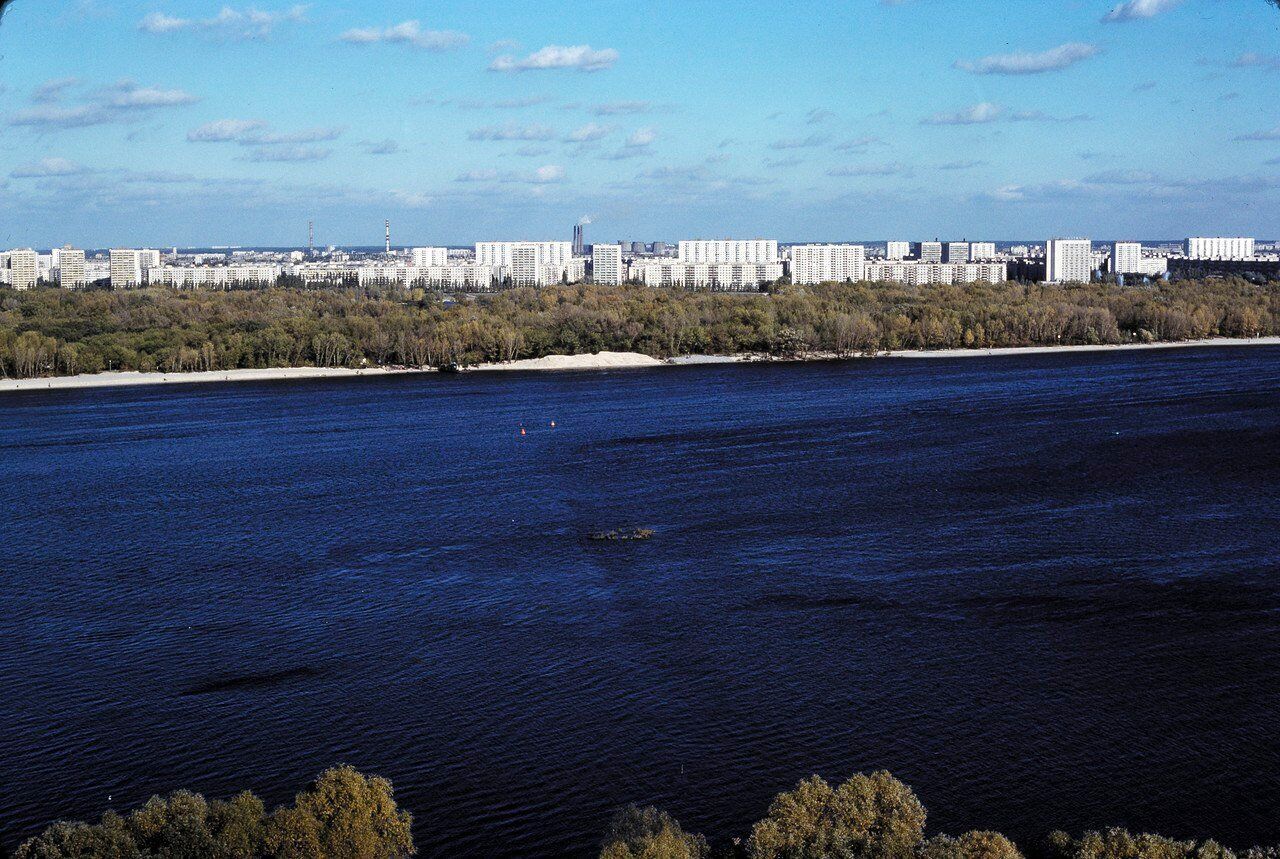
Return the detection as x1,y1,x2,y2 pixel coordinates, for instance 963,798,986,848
0,366,433,392
881,336,1280,359
3,337,1277,393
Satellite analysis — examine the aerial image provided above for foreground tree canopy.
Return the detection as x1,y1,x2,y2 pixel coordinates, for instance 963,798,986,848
8,767,1278,859
597,771,1273,859
11,766,414,859
1,278,1276,379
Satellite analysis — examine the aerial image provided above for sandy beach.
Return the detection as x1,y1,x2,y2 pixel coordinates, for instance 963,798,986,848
472,351,665,372
0,366,432,393
3,337,1277,394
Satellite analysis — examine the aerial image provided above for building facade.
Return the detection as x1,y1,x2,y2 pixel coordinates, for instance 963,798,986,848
911,241,943,264
7,249,39,290
1046,239,1093,283
1183,237,1255,260
1111,242,1144,275
53,247,87,287
790,244,867,285
885,241,911,260
476,241,574,269
411,247,448,268
633,261,784,291
677,240,779,265
592,243,624,285
147,265,283,288
863,261,1006,286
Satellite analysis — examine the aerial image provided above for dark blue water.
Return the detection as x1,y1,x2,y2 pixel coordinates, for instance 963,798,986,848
3,349,1280,857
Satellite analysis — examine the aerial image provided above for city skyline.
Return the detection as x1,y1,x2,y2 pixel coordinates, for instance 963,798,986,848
1,0,1278,247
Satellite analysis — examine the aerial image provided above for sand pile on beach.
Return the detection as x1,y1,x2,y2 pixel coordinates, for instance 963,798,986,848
475,351,665,372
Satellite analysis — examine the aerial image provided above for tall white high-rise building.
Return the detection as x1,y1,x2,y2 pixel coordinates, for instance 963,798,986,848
911,241,943,264
969,242,997,260
1046,239,1093,283
510,245,542,286
592,243,624,285
790,244,866,285
1111,242,1144,275
1183,237,1254,260
944,242,971,264
110,249,143,288
7,248,39,290
885,241,911,260
411,247,448,267
476,241,573,269
678,240,779,265
55,247,87,286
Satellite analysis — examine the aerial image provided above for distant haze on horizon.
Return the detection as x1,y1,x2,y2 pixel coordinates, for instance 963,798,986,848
0,0,1277,247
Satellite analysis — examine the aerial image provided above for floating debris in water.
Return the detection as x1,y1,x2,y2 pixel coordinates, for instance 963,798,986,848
586,528,655,542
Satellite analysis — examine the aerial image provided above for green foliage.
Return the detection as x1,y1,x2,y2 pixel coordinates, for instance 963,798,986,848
12,768,412,859
921,831,1024,859
12,815,138,859
289,766,414,859
745,771,927,859
1,278,1277,379
599,805,710,859
1045,829,1236,859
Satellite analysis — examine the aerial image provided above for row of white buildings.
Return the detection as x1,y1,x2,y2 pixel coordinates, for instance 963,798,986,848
789,244,1006,285
2,236,1265,291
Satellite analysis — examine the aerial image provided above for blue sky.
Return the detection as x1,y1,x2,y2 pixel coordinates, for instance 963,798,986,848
0,0,1277,247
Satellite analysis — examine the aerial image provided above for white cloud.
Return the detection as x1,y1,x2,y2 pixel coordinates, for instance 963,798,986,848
489,45,618,73
565,123,613,143
187,119,269,142
361,139,400,155
769,132,831,149
626,127,657,147
1230,52,1280,71
468,124,557,141
11,157,89,178
240,145,331,162
187,120,341,146
955,43,1099,75
339,21,469,51
827,163,908,177
243,126,343,145
101,82,199,108
1009,110,1092,123
835,136,884,151
1102,0,1181,23
590,101,654,115
31,77,80,104
921,103,1091,127
1235,126,1280,141
9,80,198,129
454,165,565,184
534,165,565,183
139,5,308,40
139,12,189,33
922,102,1002,125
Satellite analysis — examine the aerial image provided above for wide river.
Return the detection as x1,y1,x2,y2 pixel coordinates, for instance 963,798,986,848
2,348,1279,857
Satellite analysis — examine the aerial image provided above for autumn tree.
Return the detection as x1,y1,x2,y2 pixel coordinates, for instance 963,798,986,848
746,771,926,859
599,805,710,859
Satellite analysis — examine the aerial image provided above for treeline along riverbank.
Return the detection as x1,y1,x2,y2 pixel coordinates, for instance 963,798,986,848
1,279,1275,379
9,768,1279,859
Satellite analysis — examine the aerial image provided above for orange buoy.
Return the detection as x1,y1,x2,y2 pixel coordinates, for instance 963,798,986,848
520,427,526,436
550,420,556,428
